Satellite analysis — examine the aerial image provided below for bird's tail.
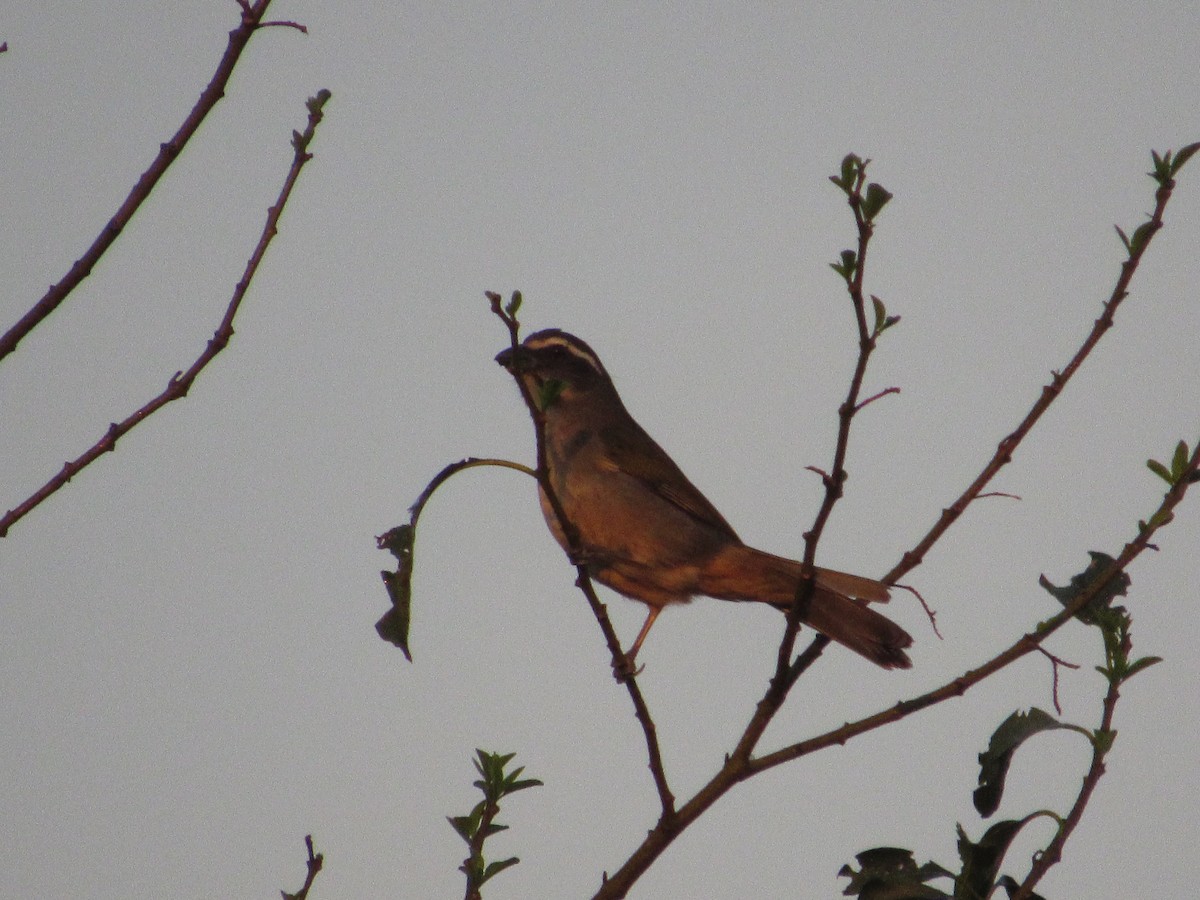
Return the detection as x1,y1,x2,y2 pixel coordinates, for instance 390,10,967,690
698,545,913,669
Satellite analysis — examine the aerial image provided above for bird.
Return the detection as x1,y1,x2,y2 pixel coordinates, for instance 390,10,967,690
495,329,912,670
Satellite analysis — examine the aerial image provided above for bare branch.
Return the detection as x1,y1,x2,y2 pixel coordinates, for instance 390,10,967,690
280,834,323,900
589,156,1195,899
1011,670,1119,898
0,0,297,362
746,436,1199,777
896,582,942,640
1034,645,1081,716
1,90,331,538
592,156,892,899
854,385,900,412
887,176,1182,586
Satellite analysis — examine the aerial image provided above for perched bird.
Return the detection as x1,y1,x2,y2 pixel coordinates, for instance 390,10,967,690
496,329,912,670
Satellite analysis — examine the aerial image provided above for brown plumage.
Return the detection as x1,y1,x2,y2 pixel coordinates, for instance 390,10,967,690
497,329,912,670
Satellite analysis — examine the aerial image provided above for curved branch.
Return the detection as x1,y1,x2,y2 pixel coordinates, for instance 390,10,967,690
1,90,331,538
0,0,300,362
593,156,891,899
887,174,1181,586
280,834,323,900
590,154,1195,899
748,436,1198,776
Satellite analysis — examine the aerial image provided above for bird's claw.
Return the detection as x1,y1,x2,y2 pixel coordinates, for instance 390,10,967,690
611,653,644,683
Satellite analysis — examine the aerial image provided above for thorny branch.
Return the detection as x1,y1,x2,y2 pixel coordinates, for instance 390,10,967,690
1,90,331,538
885,176,1181,587
0,0,302,363
280,834,323,900
588,154,1194,899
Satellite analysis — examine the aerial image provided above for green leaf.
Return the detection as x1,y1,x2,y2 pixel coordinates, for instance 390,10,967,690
1147,507,1175,529
1092,728,1117,754
872,296,887,333
537,378,566,411
831,153,861,192
505,290,523,317
1150,148,1169,184
1171,440,1190,480
1114,224,1131,254
451,750,541,895
955,819,1035,900
839,847,953,899
1147,458,1174,484
1124,654,1163,680
504,777,544,794
447,814,474,842
830,249,858,282
1128,220,1155,255
1170,141,1200,175
1038,551,1130,625
480,857,520,885
376,524,416,660
994,875,1049,900
862,182,894,221
974,708,1070,817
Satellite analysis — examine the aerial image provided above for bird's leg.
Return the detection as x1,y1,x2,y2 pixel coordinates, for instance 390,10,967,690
567,543,612,571
613,606,660,681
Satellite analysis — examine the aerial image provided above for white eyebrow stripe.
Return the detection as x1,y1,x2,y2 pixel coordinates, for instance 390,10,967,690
524,334,604,371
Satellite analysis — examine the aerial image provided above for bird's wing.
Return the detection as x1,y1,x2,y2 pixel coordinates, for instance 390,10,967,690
598,423,741,541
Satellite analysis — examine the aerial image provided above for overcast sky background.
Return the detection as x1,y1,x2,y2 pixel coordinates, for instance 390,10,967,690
2,3,1199,898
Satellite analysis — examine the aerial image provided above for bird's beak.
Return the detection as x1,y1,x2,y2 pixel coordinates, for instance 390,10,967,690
495,345,525,370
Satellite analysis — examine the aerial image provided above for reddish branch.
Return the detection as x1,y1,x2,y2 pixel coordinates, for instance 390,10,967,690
0,91,330,538
1011,675,1119,899
280,834,323,900
885,177,1179,587
0,0,299,362
589,163,1192,899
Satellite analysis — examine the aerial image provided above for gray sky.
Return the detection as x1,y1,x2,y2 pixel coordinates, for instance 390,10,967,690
3,3,1199,898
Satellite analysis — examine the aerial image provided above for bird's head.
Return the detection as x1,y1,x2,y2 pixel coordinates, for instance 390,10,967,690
496,329,614,406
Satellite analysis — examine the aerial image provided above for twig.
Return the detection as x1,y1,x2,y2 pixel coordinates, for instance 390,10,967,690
409,457,537,522
592,157,891,900
261,20,308,33
886,175,1181,586
487,293,677,821
854,385,900,412
0,0,298,362
1034,646,1081,716
1011,673,1120,899
280,834,323,900
896,582,941,639
745,436,1199,777
590,156,1195,899
0,90,331,538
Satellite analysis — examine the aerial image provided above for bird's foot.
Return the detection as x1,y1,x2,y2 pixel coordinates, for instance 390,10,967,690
611,653,644,683
567,545,607,570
